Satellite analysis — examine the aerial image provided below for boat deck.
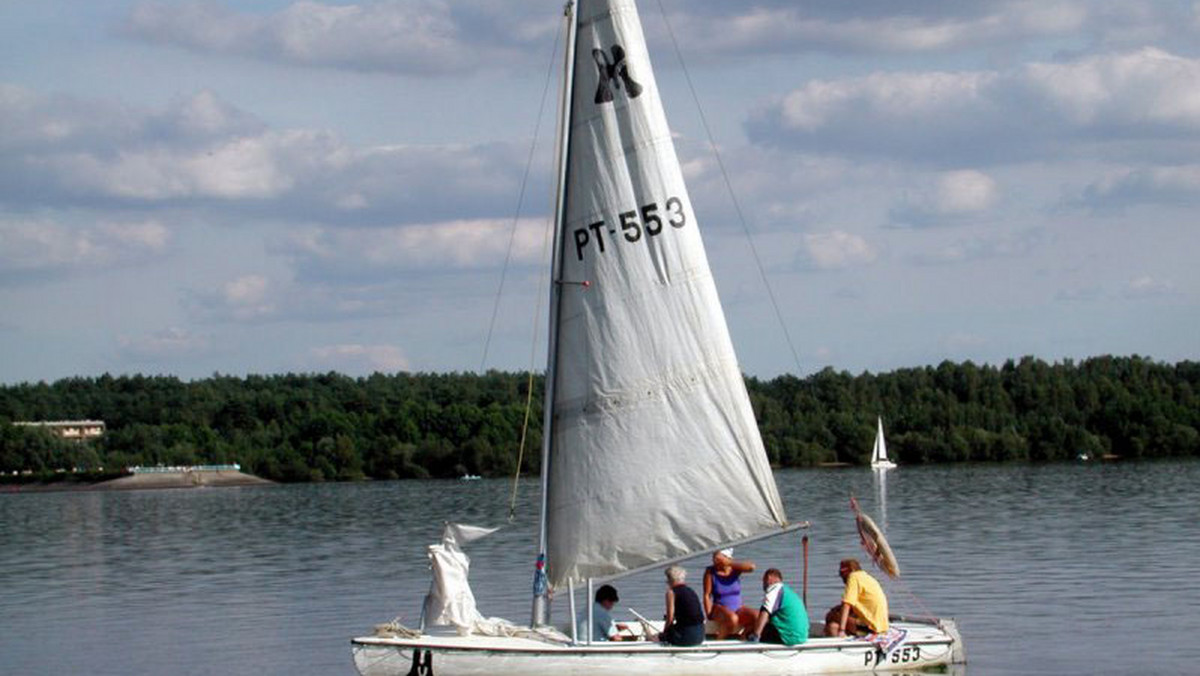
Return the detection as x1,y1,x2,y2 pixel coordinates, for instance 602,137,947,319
352,619,961,675
352,620,953,654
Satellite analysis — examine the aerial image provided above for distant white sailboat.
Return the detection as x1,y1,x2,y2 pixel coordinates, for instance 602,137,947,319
351,2,961,673
871,417,897,470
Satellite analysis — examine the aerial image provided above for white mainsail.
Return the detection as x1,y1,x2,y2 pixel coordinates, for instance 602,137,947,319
543,0,787,588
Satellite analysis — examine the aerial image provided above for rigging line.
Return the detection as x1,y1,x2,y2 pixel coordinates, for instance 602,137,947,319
653,0,805,376
891,574,938,625
508,371,537,521
508,211,553,523
479,20,564,373
509,177,559,521
509,21,567,522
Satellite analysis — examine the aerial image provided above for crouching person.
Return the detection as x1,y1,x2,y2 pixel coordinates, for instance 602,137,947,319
825,558,888,637
746,568,809,645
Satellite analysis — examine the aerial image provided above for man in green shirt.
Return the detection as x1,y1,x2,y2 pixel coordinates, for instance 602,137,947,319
746,568,809,645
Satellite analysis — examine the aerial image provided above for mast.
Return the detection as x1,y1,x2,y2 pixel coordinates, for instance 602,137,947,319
532,0,578,627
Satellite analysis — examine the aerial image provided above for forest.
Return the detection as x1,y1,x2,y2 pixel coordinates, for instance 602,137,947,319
1,355,1197,483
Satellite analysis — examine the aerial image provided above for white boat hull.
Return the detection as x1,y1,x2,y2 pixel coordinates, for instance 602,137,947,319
352,619,963,676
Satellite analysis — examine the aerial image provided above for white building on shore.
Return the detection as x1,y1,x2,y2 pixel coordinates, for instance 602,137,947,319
13,420,106,441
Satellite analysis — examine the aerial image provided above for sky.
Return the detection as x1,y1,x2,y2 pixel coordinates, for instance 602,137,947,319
1,0,1198,384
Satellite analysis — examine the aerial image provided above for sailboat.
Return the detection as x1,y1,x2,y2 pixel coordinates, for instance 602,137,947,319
351,1,962,673
871,417,897,470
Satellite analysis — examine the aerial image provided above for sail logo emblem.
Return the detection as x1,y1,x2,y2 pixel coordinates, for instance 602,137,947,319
593,45,643,104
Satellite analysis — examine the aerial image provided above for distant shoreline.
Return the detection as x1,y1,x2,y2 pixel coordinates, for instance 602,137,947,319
3,358,1195,481
1,470,273,494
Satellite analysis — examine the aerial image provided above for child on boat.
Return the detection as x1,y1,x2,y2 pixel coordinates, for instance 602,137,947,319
576,584,633,642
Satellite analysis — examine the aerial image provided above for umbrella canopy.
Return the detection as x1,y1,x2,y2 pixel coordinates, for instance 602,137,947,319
850,497,900,579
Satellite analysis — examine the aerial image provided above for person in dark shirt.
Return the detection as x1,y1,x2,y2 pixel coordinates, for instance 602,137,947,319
659,565,705,646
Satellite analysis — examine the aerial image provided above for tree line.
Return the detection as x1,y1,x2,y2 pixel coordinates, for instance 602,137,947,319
1,355,1197,483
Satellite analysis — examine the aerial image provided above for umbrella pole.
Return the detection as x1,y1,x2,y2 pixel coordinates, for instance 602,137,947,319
802,534,809,607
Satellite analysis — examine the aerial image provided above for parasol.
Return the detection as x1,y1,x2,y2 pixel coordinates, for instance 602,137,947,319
850,496,900,579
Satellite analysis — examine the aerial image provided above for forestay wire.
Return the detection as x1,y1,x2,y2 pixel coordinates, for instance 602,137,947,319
479,18,564,373
653,0,804,375
480,18,566,521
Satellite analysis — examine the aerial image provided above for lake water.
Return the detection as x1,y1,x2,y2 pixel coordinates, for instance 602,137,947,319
2,460,1198,675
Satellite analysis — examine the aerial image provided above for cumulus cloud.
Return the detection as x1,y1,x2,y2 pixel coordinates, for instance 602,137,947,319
188,273,429,324
120,1,1200,73
672,143,890,233
194,274,277,321
795,230,877,271
653,1,1200,62
124,0,554,75
1055,276,1181,302
934,171,1000,214
186,273,345,324
1124,275,1178,298
1055,286,1105,303
0,85,526,223
891,170,999,227
663,0,1087,57
1080,164,1200,208
0,85,262,155
1081,1,1200,49
0,86,286,204
308,343,409,373
942,332,989,352
748,48,1200,166
118,327,212,362
0,218,169,281
146,90,265,142
38,132,311,201
909,228,1044,266
276,218,548,281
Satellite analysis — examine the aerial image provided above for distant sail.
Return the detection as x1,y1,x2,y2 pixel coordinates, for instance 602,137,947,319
871,416,896,469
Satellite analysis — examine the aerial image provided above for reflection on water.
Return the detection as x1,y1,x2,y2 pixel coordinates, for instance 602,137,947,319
1,460,1198,675
873,468,889,533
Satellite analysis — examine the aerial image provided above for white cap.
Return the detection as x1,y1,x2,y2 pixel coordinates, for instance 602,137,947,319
718,548,734,558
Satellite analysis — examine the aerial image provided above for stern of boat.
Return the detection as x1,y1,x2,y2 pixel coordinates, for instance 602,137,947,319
351,640,418,676
938,618,967,665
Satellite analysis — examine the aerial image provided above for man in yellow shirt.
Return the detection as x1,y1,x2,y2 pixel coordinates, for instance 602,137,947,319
824,558,888,636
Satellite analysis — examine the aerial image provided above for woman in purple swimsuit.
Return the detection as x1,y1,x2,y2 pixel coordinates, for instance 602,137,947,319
702,548,757,639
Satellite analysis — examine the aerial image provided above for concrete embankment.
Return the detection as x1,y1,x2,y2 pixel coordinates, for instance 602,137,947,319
94,470,273,491
3,470,274,493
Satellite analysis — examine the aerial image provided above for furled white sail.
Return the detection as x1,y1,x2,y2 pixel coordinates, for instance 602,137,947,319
544,0,787,588
423,524,499,628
